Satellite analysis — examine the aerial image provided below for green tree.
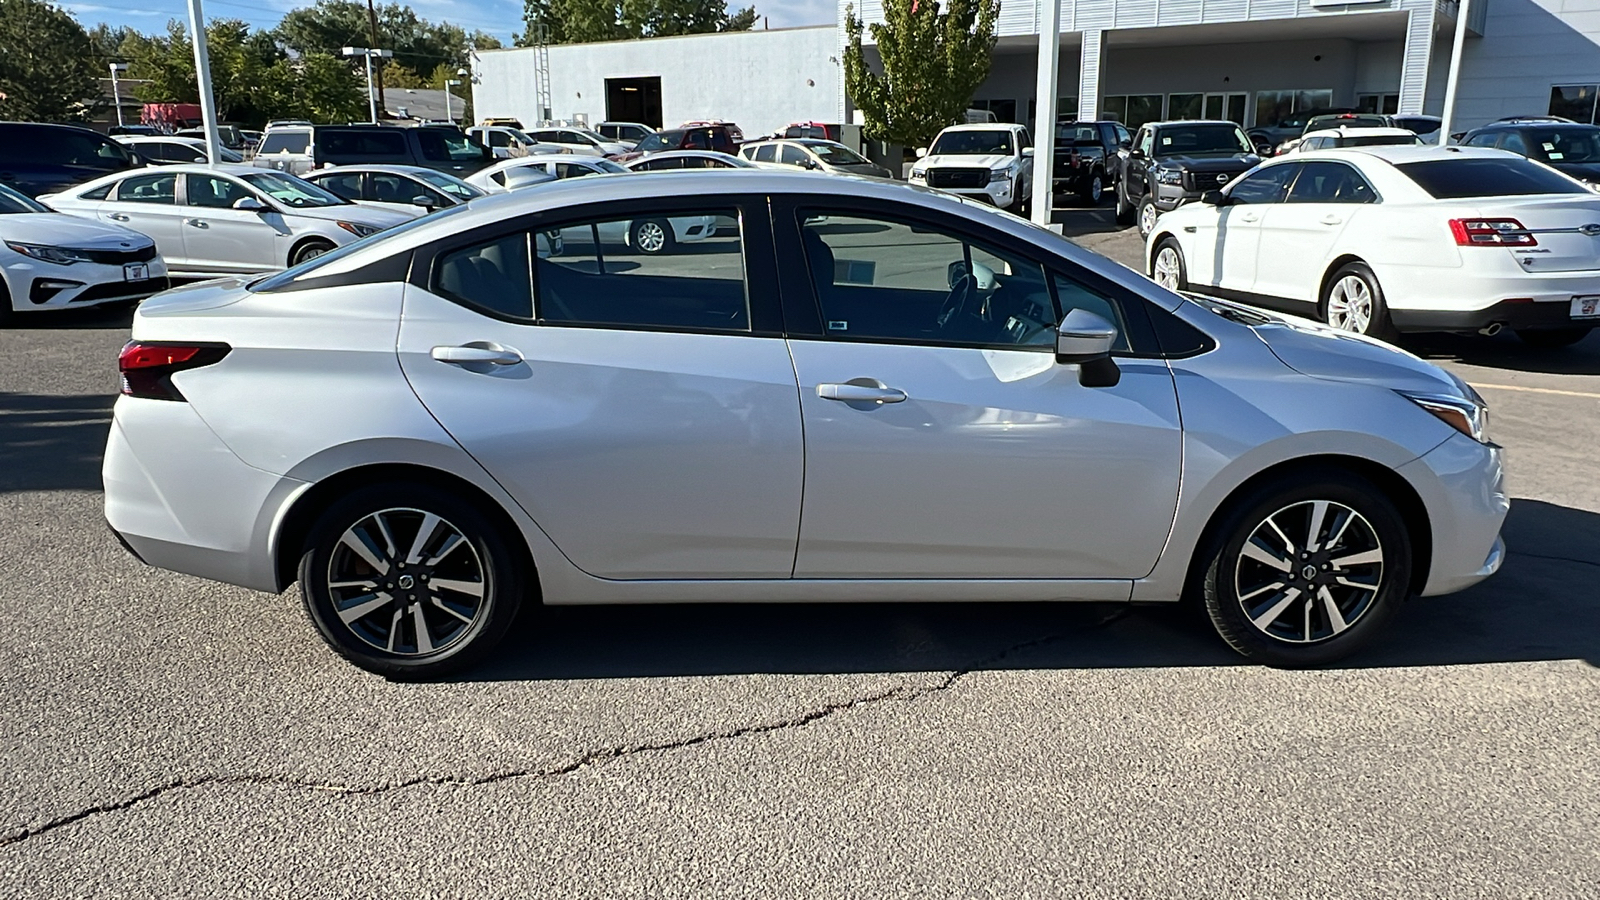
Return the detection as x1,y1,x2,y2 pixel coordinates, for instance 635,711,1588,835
0,0,100,122
275,1,499,92
87,22,139,61
844,0,999,148
521,0,756,45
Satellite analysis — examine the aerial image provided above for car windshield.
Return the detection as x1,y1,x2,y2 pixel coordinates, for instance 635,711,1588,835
589,158,630,173
635,130,683,152
0,183,49,213
258,131,310,154
576,129,610,143
413,170,483,199
240,171,349,207
1306,115,1389,132
1525,129,1600,163
929,130,1014,156
1056,124,1103,146
810,143,868,165
507,129,537,146
1397,158,1590,198
1334,134,1420,147
1154,124,1253,156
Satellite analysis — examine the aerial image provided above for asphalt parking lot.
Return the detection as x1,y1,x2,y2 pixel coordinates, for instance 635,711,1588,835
1,212,1597,897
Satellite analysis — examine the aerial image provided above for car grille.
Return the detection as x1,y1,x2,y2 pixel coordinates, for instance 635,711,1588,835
1184,170,1248,192
927,168,988,189
73,278,169,303
78,245,159,265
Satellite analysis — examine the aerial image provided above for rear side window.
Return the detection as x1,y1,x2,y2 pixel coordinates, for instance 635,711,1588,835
114,172,177,204
315,172,364,201
1398,158,1588,198
322,130,408,157
259,131,310,154
436,232,535,318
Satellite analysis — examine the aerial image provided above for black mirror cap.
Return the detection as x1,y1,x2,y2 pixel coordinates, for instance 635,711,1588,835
1064,355,1122,388
1201,189,1229,206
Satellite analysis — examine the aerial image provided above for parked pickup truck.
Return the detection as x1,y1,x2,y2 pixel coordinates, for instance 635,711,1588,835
1053,120,1131,206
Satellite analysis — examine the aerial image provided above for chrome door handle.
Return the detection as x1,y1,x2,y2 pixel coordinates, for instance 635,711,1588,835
1239,214,1260,223
431,345,523,366
1320,215,1344,225
185,218,208,228
816,382,907,403
108,213,130,221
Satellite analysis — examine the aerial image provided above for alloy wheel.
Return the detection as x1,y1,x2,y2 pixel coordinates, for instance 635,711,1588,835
1233,500,1384,644
325,507,487,656
1327,275,1373,333
635,221,667,253
1139,200,1158,236
1153,247,1182,290
1090,176,1103,203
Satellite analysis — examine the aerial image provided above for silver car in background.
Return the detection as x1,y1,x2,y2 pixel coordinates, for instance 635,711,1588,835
104,172,1506,678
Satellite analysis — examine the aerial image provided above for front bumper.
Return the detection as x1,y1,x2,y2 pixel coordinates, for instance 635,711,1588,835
5,258,169,311
1398,432,1509,597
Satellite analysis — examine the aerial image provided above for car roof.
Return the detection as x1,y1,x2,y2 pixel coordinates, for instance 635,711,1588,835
941,123,1022,132
125,163,276,177
117,135,203,144
1286,145,1513,164
1301,127,1418,139
307,164,442,177
1147,120,1242,129
635,150,746,162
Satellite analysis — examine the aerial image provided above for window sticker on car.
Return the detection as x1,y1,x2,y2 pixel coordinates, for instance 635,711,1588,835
1162,136,1172,145
828,320,849,331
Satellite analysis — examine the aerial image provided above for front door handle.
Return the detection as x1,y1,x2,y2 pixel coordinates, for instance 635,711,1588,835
1320,215,1344,225
432,344,523,366
1239,213,1260,223
816,382,907,404
185,218,208,229
107,213,130,221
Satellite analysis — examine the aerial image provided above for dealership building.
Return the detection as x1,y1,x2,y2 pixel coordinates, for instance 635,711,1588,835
472,1,1600,139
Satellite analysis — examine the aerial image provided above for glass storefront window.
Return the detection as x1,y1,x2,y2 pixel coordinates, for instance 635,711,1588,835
1550,85,1600,124
1168,94,1203,120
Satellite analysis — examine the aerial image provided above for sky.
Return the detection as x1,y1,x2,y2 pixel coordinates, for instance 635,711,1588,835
61,0,836,49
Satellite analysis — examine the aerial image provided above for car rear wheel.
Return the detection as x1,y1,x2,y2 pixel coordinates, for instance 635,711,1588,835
1515,326,1592,348
1322,261,1396,341
298,483,526,679
1197,470,1411,667
1080,171,1104,206
1115,185,1136,226
1137,195,1159,239
629,218,674,255
1150,238,1188,292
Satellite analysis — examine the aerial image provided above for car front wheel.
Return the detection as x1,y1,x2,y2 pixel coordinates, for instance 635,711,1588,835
291,239,336,267
1115,183,1136,226
299,483,526,679
1150,238,1188,292
1197,470,1411,667
1322,261,1396,341
629,218,674,254
1137,195,1159,239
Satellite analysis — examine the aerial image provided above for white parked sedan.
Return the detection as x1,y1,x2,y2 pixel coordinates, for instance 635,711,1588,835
0,183,167,323
623,150,756,172
1147,146,1600,346
525,126,632,157
499,154,632,181
465,157,569,193
105,171,1506,678
40,164,413,275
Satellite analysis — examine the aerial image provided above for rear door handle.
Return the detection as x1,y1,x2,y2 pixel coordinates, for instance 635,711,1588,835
431,344,523,366
108,213,130,221
185,218,208,228
1239,213,1260,223
1320,215,1344,225
816,382,907,404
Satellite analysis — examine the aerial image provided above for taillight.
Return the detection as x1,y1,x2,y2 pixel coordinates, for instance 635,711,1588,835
118,341,230,401
1448,218,1537,246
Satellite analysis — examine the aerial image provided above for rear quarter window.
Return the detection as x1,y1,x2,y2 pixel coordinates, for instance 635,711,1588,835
1397,158,1589,198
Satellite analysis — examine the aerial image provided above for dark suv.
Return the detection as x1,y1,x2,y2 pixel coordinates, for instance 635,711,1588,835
614,124,742,162
1117,120,1260,238
252,124,493,177
1458,118,1600,188
0,122,142,197
1053,120,1131,206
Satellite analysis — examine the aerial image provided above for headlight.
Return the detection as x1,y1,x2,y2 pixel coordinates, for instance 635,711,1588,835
5,242,92,265
336,221,381,237
988,168,1011,184
1155,168,1183,185
909,170,926,182
1398,390,1491,444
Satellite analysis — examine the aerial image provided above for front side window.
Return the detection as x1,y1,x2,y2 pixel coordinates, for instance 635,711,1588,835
1285,162,1377,204
797,212,1062,350
754,144,776,162
1464,132,1500,148
636,130,682,152
186,175,255,209
1228,164,1298,204
370,173,426,203
556,162,597,178
418,130,490,163
779,144,809,166
1500,132,1530,155
114,172,177,204
322,130,407,157
1525,128,1600,162
811,143,868,165
414,170,482,200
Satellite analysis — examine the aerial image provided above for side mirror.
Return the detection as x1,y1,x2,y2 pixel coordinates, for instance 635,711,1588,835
1021,146,1035,158
1201,190,1230,206
1118,139,1132,151
412,194,437,209
915,147,928,158
232,197,267,212
1055,308,1121,387
802,158,819,170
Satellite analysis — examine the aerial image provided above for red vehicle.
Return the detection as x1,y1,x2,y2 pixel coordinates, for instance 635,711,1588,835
612,122,743,163
783,121,842,142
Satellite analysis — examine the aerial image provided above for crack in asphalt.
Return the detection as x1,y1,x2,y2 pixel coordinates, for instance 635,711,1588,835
0,611,1124,849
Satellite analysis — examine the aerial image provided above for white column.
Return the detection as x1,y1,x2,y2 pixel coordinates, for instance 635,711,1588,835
1030,0,1061,226
1397,5,1437,116
1438,0,1473,143
1078,29,1105,123
186,0,224,164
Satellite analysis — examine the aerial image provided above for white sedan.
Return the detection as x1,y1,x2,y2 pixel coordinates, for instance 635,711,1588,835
40,164,413,276
0,182,167,323
464,157,572,193
1146,146,1600,346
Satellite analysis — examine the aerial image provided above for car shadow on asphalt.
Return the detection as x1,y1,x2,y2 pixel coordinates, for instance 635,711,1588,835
2,305,137,331
1402,331,1600,376
468,498,1598,682
0,392,114,493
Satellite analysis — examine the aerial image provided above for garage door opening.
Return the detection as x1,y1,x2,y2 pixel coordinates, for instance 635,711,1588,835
606,77,663,129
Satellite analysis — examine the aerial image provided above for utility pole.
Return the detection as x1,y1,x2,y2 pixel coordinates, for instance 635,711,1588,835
343,47,393,123
109,62,128,127
186,0,223,164
365,0,386,119
1439,0,1473,144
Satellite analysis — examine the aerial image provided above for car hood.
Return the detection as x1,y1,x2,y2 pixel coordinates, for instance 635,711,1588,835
1192,296,1463,395
833,162,893,177
275,204,415,228
0,212,155,248
918,154,1013,170
1153,153,1260,172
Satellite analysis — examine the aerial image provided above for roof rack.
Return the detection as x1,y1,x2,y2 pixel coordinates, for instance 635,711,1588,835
1494,115,1578,124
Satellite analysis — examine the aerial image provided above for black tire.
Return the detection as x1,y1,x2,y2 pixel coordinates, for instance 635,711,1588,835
1136,194,1159,239
1114,184,1136,226
628,218,675,255
1197,469,1411,667
298,483,527,679
1079,170,1105,206
0,274,13,327
1149,237,1188,293
290,239,336,267
1321,261,1397,342
1515,326,1593,348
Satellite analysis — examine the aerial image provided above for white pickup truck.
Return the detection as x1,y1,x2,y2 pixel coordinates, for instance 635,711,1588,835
908,123,1036,213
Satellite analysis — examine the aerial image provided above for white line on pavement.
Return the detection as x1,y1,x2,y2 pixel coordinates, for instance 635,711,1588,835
1470,382,1600,400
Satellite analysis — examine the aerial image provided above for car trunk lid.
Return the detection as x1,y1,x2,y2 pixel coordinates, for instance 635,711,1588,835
1445,195,1600,273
